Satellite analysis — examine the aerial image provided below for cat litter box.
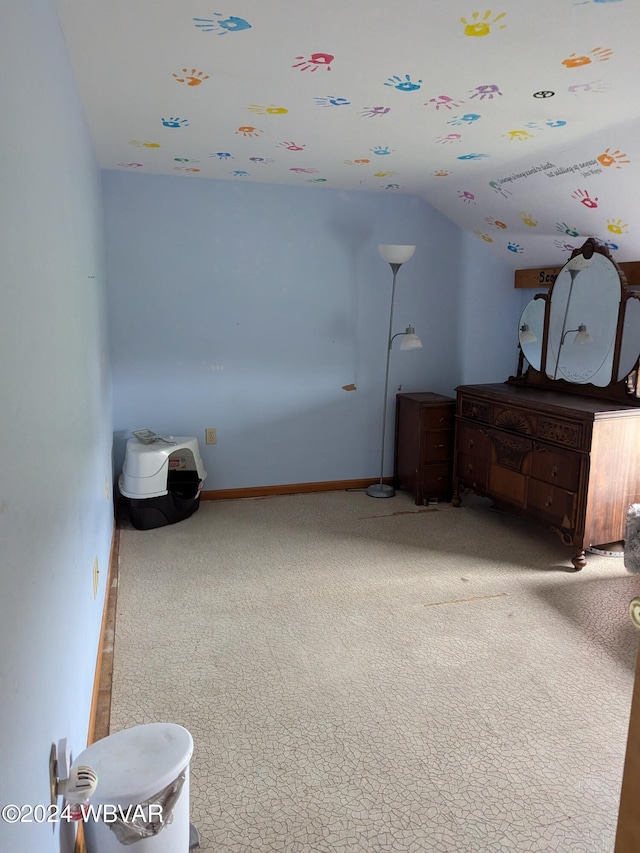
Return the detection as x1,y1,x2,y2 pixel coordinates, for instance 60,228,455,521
118,435,207,530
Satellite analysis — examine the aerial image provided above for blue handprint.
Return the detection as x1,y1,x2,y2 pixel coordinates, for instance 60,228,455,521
457,153,489,160
314,96,350,107
384,74,422,92
210,152,234,160
447,113,481,126
193,14,251,34
507,242,524,253
546,119,567,128
232,170,250,176
162,117,188,128
371,146,393,156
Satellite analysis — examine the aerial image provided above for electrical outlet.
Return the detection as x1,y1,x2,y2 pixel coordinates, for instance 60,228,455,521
205,428,217,445
92,558,99,600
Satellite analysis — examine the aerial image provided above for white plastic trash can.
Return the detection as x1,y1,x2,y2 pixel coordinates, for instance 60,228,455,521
71,723,194,852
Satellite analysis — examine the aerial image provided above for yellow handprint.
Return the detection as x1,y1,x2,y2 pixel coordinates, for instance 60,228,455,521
503,130,534,141
520,212,538,227
460,10,507,37
607,219,629,235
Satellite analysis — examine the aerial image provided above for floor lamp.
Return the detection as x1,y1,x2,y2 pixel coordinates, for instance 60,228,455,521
367,244,421,498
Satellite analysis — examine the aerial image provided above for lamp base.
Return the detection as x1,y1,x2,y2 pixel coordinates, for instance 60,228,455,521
366,483,396,498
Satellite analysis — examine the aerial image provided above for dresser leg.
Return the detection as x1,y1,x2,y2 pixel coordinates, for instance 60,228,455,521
571,550,586,571
451,490,461,508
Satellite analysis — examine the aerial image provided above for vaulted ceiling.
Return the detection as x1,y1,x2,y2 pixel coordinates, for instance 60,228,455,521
56,0,640,269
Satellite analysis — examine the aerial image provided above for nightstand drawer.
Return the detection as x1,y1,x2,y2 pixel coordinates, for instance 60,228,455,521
422,462,453,493
425,406,454,431
422,429,453,462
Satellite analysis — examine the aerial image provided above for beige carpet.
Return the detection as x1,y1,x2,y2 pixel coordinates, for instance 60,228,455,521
111,490,640,852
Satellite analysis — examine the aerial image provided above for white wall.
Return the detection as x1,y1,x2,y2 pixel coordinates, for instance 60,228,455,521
0,3,113,852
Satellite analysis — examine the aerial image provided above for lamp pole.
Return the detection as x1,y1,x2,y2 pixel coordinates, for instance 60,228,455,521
367,262,402,498
367,243,419,498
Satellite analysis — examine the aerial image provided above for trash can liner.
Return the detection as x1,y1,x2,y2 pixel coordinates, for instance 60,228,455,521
107,771,186,845
625,504,640,574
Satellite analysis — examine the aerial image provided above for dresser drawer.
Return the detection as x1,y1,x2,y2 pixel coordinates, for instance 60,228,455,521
422,429,453,462
455,421,490,489
536,416,584,450
459,396,492,424
456,453,488,490
530,443,581,491
456,421,489,454
527,479,576,529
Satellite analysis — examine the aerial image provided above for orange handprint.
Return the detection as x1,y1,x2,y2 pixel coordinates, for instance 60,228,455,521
235,126,263,137
562,47,612,68
172,68,210,86
597,148,630,169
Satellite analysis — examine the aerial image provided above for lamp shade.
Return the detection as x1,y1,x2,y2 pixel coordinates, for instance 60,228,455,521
574,324,593,344
519,324,537,344
378,244,416,264
399,326,422,350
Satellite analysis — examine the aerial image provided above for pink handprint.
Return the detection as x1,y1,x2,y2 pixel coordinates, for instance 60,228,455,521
292,53,334,72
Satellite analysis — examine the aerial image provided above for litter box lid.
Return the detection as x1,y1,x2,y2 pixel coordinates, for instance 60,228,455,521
120,436,207,499
71,723,193,805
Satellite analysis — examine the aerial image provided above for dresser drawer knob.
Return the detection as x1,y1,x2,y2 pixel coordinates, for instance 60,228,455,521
467,464,473,472
545,496,553,507
436,443,445,448
551,466,558,478
468,439,474,448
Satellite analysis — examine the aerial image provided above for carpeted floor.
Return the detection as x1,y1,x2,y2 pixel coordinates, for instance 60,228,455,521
111,490,640,852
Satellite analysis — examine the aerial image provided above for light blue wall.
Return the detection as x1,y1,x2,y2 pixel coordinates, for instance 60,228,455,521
458,237,530,385
0,4,113,852
104,173,468,489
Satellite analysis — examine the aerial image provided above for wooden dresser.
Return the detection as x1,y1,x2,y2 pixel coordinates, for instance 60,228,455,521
394,392,455,505
452,383,640,568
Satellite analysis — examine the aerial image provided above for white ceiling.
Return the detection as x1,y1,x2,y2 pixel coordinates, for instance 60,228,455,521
56,0,640,269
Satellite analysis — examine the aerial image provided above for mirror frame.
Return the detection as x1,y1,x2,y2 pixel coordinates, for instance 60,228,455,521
510,238,640,405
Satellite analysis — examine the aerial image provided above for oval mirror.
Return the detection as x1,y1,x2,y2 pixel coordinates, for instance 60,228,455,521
545,250,621,385
619,296,640,381
518,298,545,371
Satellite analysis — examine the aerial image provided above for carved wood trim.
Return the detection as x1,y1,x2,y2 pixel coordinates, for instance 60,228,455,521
493,408,534,434
537,418,581,448
489,432,531,472
460,398,491,422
